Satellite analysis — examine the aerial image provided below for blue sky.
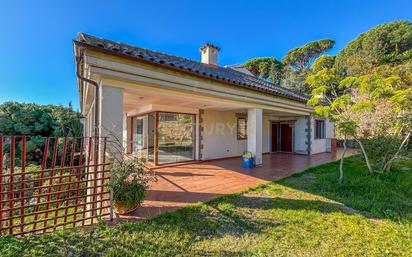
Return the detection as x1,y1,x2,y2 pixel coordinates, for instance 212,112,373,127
0,0,411,110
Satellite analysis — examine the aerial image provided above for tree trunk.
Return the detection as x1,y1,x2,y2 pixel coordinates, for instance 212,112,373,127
339,135,347,184
354,137,373,175
383,132,411,172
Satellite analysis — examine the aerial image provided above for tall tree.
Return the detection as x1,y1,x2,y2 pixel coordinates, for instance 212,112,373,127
335,20,412,75
282,39,335,93
306,57,412,179
282,39,335,72
342,61,412,172
311,55,336,73
243,57,283,85
305,68,374,180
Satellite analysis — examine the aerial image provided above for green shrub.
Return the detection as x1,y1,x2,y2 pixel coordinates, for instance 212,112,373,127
111,179,145,208
109,156,156,208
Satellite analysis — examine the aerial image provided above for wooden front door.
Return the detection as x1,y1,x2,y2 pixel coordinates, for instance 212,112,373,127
271,123,278,152
280,124,292,152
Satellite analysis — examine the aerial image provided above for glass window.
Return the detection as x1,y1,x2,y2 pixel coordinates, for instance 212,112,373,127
315,120,325,139
157,112,195,164
132,117,145,152
237,117,247,140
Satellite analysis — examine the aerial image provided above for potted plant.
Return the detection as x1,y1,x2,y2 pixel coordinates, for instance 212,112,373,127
109,155,156,214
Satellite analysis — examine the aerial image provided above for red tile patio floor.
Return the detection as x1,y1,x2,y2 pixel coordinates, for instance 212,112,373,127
115,148,357,221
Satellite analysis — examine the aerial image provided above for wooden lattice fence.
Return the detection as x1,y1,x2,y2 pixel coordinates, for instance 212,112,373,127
0,136,111,236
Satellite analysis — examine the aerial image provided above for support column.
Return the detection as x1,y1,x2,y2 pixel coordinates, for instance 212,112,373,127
247,108,263,166
99,85,124,155
89,85,123,217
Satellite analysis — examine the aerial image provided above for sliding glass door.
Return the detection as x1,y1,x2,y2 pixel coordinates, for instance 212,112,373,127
157,112,195,164
131,111,196,165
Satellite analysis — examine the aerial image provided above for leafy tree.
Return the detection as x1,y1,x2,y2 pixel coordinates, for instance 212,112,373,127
243,57,283,85
344,62,412,172
307,59,412,180
0,102,83,164
304,68,371,182
0,102,81,137
0,102,55,136
282,39,335,93
282,39,335,72
48,104,83,137
306,21,412,178
282,69,312,94
311,55,336,73
335,20,412,75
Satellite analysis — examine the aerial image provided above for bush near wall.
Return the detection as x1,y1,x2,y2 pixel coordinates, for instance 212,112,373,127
0,102,82,166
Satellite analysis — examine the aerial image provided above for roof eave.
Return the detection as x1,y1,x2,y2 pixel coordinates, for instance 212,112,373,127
74,39,309,104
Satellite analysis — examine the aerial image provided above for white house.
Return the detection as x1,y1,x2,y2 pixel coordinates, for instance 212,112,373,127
73,33,335,167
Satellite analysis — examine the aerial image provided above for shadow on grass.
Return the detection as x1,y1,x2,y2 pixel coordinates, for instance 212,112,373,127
275,157,412,222
228,195,366,216
150,192,368,235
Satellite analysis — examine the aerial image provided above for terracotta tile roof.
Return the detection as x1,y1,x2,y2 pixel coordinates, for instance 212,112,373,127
76,33,309,102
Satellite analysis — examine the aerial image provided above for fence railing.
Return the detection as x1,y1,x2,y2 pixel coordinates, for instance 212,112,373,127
0,136,111,236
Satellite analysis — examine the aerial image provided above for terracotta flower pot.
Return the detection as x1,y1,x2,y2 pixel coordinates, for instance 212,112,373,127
114,201,141,215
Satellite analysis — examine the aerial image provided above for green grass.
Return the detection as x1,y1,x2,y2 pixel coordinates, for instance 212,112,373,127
1,157,411,256
278,157,412,222
5,206,85,236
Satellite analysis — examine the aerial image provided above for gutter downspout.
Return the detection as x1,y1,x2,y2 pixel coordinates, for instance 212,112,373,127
75,47,100,139
75,46,110,220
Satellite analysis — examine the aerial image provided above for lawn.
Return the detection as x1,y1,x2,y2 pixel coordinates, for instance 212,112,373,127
1,157,411,256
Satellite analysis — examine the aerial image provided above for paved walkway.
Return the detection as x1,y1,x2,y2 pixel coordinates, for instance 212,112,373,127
116,149,356,221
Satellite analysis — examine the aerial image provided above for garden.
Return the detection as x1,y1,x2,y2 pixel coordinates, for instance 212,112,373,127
0,157,411,256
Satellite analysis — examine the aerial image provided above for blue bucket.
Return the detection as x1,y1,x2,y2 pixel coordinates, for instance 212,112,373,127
242,157,255,168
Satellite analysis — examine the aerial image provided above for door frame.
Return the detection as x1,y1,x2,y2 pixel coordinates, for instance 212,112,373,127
270,121,295,153
130,111,197,166
270,122,280,152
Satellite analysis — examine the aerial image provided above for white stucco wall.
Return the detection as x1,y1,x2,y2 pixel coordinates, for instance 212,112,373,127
99,85,124,154
201,110,313,160
294,116,309,154
262,116,271,153
326,119,335,138
201,110,247,160
201,111,327,159
124,107,335,160
310,117,335,154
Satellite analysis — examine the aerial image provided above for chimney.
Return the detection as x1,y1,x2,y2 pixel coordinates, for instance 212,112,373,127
199,43,220,66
